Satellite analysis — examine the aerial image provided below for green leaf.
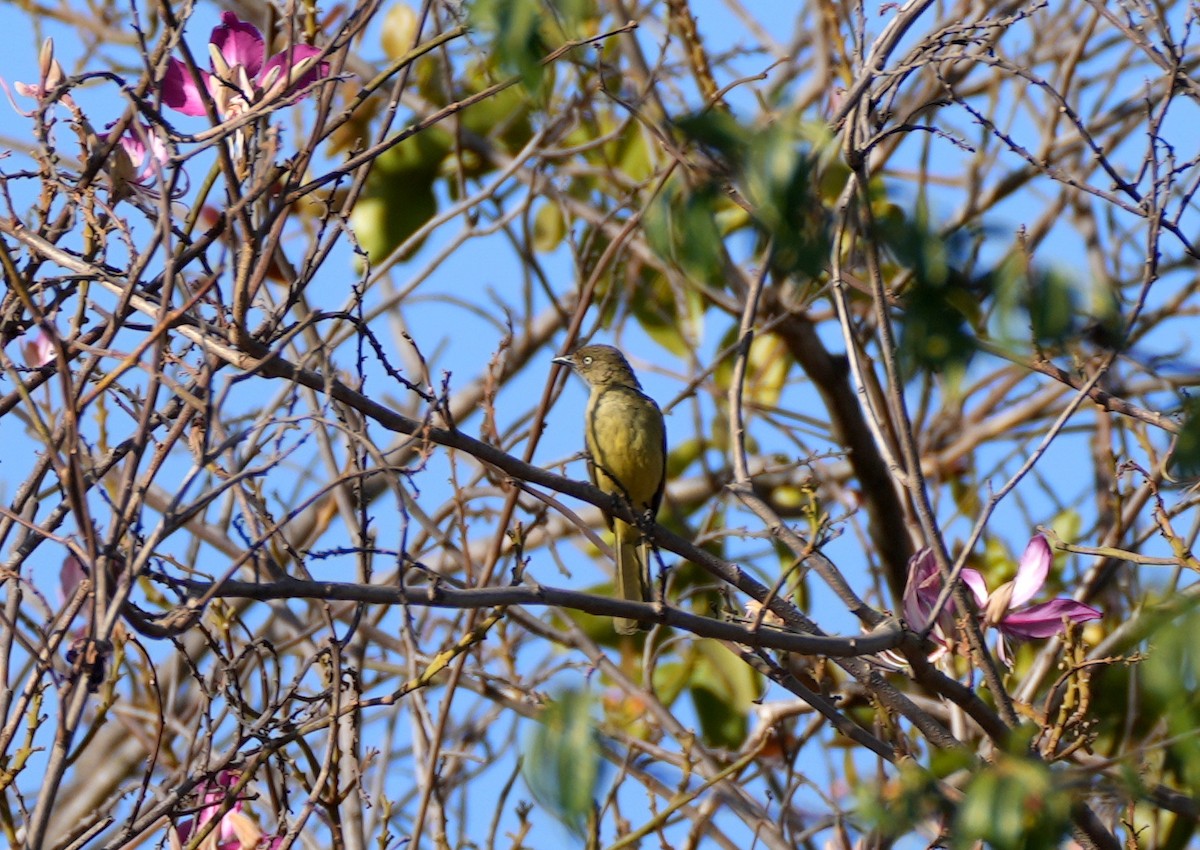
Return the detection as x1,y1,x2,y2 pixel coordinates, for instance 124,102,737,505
954,755,1072,850
747,128,826,276
350,176,437,265
469,0,546,93
949,472,981,517
978,535,1013,582
858,758,949,838
1172,396,1200,478
888,205,980,377
665,436,704,479
373,127,453,176
1046,510,1082,574
674,110,753,166
990,253,1080,348
1143,609,1200,794
651,660,691,707
351,129,452,265
612,122,655,182
643,179,725,288
469,0,591,95
675,112,828,279
1027,268,1077,344
458,66,535,152
627,266,703,356
713,326,792,408
532,202,566,253
688,640,759,748
380,3,419,60
898,285,977,376
522,688,605,834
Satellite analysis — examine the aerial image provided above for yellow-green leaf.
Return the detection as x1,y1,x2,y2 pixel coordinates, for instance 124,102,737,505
688,639,759,748
522,688,604,834
532,202,566,253
380,2,419,60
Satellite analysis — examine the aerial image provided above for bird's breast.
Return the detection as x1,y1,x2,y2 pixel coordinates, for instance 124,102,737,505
584,384,665,509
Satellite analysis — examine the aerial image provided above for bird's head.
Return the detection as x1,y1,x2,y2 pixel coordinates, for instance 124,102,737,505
553,344,642,389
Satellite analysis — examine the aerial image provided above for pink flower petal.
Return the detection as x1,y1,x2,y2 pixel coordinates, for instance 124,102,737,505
259,45,329,97
137,132,169,182
211,12,266,78
12,80,43,99
125,126,169,182
998,598,1101,639
114,131,146,165
161,58,211,116
902,548,937,628
99,125,157,179
903,549,989,648
174,816,197,843
960,568,989,607
1010,534,1051,609
60,553,87,598
192,772,244,844
22,329,54,367
996,633,1012,667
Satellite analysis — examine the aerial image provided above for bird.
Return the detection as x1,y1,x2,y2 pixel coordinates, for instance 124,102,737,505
554,344,667,634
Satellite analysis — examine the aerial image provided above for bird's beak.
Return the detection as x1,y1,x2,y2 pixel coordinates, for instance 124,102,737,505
552,355,573,368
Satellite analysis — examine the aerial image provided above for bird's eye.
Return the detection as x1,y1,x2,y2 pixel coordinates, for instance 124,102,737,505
582,356,592,365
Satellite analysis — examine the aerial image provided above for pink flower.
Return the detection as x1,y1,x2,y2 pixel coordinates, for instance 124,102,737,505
172,771,282,850
98,123,171,190
59,553,88,598
162,12,329,120
973,534,1102,664
21,329,54,368
2,39,73,117
904,535,1102,665
3,39,175,197
903,548,989,658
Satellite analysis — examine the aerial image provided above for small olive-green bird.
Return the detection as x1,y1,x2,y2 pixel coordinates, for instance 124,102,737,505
554,344,667,634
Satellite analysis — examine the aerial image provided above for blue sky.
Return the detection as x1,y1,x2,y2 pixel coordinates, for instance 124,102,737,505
0,1,1192,847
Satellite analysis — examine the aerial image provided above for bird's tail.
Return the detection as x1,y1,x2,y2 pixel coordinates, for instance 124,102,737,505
614,520,650,635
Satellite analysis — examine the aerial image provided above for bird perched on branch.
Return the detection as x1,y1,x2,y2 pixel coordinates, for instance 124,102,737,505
554,344,667,634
